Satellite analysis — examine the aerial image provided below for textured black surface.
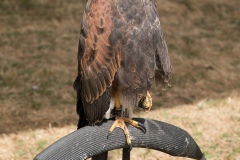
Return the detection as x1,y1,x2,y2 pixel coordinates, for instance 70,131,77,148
34,118,206,160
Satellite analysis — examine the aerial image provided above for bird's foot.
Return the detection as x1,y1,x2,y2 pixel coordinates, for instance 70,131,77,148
107,117,146,151
138,91,152,112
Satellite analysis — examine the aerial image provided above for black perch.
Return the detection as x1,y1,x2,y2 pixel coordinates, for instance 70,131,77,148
34,118,206,160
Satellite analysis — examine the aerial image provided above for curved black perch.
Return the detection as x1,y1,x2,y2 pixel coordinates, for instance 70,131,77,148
34,118,206,160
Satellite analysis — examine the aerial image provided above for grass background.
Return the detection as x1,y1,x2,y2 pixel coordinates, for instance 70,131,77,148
0,0,239,159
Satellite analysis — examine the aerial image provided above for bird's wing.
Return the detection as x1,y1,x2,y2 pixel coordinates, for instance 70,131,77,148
110,0,172,92
74,0,120,125
76,0,120,103
151,1,172,84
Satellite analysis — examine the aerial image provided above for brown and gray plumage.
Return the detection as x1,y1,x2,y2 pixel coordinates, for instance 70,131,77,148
74,0,171,129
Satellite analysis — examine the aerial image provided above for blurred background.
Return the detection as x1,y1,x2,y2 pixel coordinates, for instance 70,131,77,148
0,0,239,159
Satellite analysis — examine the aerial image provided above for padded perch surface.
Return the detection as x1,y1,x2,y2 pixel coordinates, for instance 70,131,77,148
34,118,206,160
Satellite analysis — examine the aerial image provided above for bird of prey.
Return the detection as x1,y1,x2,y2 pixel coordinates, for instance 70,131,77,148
73,0,172,149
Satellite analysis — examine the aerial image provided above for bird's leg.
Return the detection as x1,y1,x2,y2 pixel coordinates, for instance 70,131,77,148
138,91,152,112
107,94,146,150
108,117,146,150
108,116,132,148
114,93,122,114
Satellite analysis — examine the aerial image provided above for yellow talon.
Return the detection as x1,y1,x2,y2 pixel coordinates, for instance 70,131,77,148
138,91,152,112
107,117,147,150
108,93,147,150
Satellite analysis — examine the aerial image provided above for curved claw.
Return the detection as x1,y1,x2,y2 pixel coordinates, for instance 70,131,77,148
137,122,147,133
138,98,145,109
107,131,111,139
128,143,132,151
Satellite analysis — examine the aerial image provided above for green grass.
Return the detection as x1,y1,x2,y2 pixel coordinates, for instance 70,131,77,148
37,140,47,151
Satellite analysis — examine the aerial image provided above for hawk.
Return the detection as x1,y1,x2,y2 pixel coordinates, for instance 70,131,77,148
74,0,172,149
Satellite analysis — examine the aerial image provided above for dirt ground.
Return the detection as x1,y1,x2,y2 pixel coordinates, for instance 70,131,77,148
0,0,239,160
